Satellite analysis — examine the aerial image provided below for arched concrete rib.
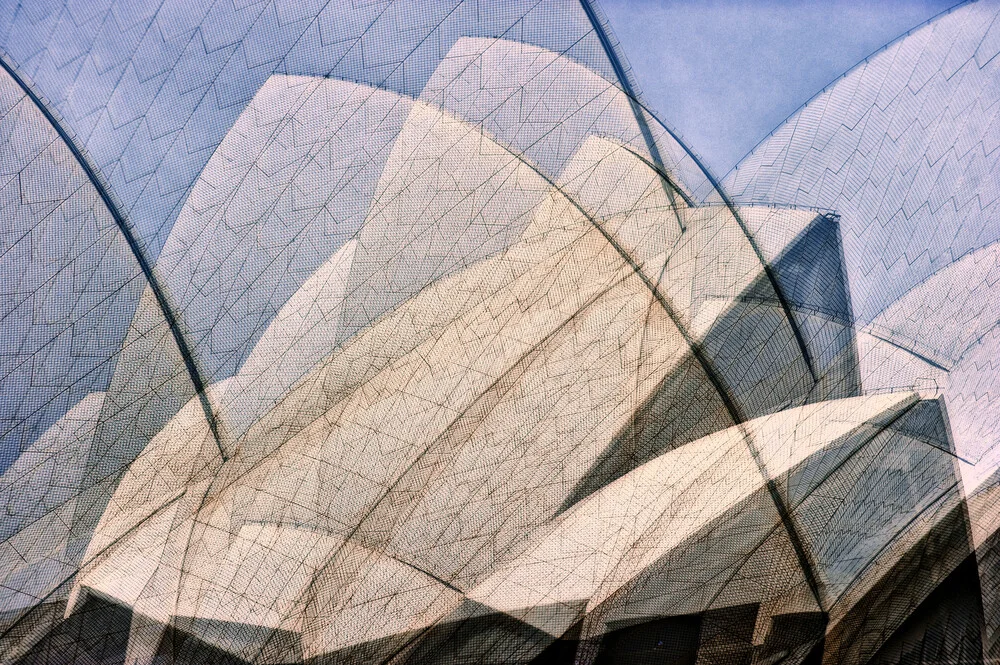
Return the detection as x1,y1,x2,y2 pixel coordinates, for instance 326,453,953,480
579,0,819,387
524,10,823,606
546,140,829,613
0,50,224,458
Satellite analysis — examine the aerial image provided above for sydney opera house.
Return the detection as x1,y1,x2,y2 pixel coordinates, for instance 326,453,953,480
0,0,999,663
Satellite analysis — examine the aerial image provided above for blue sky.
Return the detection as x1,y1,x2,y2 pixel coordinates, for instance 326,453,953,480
602,0,960,177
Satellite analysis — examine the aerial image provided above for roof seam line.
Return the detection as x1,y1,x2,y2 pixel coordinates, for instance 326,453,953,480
579,0,818,384
578,0,684,228
0,49,226,460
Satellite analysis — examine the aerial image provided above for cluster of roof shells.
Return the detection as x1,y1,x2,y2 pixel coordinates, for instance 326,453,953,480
0,1,999,664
